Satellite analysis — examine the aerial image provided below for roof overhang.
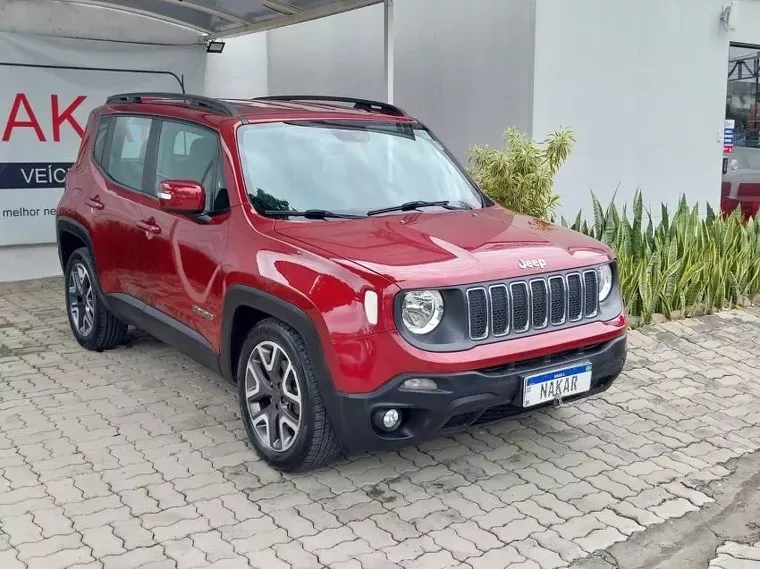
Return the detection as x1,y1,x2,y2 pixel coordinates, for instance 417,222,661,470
55,0,383,39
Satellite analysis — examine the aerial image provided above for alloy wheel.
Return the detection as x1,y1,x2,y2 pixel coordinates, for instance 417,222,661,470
244,340,302,453
68,262,95,337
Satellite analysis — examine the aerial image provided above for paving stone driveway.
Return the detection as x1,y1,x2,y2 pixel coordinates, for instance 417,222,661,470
1,278,760,569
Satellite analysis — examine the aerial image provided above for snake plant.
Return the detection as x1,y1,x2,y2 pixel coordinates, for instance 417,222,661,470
562,191,760,325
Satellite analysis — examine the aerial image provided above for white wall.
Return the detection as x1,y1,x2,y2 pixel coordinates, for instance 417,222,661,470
0,244,61,282
731,0,760,43
268,5,386,100
205,33,268,99
394,0,535,163
267,0,536,163
532,0,732,220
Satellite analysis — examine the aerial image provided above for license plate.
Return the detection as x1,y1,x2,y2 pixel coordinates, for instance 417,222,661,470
522,363,592,407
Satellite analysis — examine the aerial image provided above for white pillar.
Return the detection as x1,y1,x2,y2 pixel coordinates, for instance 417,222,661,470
383,0,395,104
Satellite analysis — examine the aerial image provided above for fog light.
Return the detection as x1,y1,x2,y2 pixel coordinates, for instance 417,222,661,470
373,408,402,432
401,378,438,391
382,409,400,429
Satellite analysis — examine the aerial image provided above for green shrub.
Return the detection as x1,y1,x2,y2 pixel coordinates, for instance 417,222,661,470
562,192,760,325
469,127,574,220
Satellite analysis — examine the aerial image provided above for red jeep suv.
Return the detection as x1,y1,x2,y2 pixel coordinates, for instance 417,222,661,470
57,93,627,472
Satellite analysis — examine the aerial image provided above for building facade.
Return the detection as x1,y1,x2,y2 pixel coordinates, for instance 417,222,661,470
262,0,760,221
2,0,759,281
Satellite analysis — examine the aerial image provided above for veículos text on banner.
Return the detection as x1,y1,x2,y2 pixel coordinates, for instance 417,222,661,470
0,65,182,247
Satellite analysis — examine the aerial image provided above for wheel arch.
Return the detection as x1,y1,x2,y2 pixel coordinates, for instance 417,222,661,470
56,217,93,272
220,285,334,395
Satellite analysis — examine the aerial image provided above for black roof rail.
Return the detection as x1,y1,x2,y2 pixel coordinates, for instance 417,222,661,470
106,92,238,117
253,95,408,118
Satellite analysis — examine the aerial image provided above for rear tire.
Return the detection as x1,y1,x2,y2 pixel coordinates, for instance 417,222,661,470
64,247,127,351
237,318,342,472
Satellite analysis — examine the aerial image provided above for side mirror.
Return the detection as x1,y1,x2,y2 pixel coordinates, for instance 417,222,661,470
157,180,205,214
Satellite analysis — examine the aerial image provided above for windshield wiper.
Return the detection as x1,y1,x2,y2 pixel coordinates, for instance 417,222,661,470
367,200,471,216
264,209,365,220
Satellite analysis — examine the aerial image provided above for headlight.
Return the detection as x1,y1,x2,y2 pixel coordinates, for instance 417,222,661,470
401,290,444,335
597,264,613,302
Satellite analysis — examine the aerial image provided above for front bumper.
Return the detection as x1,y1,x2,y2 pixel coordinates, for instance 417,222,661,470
330,334,627,450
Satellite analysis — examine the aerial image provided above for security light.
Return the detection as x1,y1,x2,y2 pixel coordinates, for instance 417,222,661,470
206,40,226,54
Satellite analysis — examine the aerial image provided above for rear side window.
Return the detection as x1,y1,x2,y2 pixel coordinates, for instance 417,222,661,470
106,116,153,192
93,116,111,165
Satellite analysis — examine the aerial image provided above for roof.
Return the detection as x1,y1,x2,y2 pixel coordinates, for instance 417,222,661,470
61,0,383,38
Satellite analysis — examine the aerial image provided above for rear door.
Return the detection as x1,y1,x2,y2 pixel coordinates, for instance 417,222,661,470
88,114,156,298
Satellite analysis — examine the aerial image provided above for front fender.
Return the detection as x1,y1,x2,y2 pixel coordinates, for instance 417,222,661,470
220,284,356,436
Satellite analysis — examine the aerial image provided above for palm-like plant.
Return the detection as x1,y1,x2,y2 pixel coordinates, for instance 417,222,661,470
469,128,574,220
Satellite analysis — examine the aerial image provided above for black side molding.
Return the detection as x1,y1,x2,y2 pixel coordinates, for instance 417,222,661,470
220,285,343,424
56,217,94,271
220,285,325,380
107,293,221,374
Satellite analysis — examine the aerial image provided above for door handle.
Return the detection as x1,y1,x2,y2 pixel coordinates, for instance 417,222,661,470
137,219,161,235
85,196,104,210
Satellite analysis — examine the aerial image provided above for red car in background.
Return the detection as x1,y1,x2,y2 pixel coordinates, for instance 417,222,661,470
722,146,760,219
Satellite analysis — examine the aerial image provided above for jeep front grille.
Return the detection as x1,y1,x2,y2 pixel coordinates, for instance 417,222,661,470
466,270,599,341
466,288,488,339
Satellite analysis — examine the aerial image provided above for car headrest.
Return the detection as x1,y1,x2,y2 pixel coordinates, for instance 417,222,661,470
189,137,217,162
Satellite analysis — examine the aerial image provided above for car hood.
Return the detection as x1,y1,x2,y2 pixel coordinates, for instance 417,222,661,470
272,206,613,288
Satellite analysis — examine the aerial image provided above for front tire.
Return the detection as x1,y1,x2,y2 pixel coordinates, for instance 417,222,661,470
237,318,342,472
64,247,127,351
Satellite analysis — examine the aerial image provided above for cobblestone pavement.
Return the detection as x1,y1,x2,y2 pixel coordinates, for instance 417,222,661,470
709,543,760,568
1,278,760,569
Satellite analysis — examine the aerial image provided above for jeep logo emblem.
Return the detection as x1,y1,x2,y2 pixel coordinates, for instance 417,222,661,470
518,258,546,269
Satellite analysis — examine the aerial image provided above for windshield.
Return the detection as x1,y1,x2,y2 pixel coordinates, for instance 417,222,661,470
237,120,484,215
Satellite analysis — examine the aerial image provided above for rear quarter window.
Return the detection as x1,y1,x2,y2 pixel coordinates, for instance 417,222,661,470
93,115,111,166
105,116,153,192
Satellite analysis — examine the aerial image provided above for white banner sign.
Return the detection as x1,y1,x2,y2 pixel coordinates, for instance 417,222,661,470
0,64,184,246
